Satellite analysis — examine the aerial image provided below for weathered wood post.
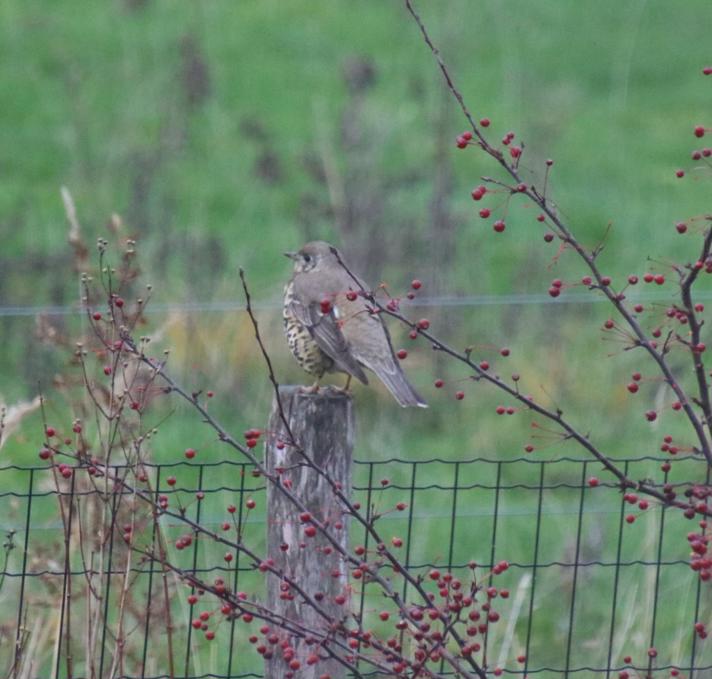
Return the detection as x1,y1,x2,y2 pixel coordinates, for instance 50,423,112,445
265,386,354,679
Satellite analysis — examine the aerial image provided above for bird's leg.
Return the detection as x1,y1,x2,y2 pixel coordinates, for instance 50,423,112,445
333,374,352,394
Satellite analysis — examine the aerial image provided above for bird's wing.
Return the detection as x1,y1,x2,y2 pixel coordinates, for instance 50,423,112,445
341,307,427,408
287,293,369,384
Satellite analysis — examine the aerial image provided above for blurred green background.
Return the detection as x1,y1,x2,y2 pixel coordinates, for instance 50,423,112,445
2,0,712,676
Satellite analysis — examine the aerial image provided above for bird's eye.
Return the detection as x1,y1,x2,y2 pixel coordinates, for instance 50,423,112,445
303,254,311,263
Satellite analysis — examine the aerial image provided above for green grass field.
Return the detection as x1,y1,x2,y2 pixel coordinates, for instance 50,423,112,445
2,1,712,677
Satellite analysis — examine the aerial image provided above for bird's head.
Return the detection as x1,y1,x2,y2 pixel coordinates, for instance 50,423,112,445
284,241,340,274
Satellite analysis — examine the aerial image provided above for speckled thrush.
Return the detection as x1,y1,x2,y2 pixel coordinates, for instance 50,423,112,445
283,241,427,408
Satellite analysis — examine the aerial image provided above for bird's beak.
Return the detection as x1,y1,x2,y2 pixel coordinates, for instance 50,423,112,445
283,251,297,260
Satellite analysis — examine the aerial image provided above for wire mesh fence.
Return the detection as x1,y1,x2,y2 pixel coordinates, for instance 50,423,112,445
2,455,711,678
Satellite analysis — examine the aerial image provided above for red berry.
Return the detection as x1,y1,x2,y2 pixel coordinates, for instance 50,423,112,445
411,279,422,290
500,348,510,357
45,427,56,438
627,383,639,394
246,498,256,509
185,448,196,459
462,131,473,141
205,630,215,640
581,276,592,286
544,232,554,242
676,222,688,234
493,220,505,233
304,525,317,538
479,360,489,371
479,208,491,218
495,405,506,415
627,275,638,285
626,514,636,524
114,297,124,308
537,214,546,222
346,290,357,301
92,312,102,321
588,477,600,487
471,186,486,201
695,125,706,138
434,379,444,388
320,298,332,314
417,318,430,330
455,391,465,400
379,610,390,621
676,169,685,178
548,287,560,298
645,410,657,422
480,117,490,127
396,349,407,360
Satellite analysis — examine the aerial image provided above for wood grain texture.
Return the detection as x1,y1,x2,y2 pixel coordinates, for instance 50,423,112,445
265,386,354,679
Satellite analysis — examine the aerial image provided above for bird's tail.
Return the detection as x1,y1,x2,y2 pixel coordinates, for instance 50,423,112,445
377,366,428,408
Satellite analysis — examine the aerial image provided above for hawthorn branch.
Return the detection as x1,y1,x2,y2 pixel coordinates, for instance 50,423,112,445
680,224,712,430
134,347,486,679
239,267,296,447
404,0,712,467
330,249,703,514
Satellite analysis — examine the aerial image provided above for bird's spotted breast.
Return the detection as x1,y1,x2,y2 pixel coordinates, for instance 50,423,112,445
283,281,334,377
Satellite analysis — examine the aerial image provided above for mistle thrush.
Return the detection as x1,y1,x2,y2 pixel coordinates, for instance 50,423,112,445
283,241,427,408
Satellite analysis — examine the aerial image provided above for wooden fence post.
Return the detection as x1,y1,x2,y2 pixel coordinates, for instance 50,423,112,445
264,386,354,679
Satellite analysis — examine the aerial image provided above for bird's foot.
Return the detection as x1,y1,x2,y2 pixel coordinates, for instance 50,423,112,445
299,381,321,394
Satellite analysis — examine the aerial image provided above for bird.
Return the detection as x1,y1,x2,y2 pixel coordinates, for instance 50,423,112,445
283,241,427,408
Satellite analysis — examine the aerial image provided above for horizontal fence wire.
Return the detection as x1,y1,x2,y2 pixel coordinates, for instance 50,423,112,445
1,455,711,679
5,287,712,317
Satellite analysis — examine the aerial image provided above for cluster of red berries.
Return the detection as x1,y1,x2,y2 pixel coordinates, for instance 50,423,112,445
244,428,261,448
455,130,473,148
688,522,712,582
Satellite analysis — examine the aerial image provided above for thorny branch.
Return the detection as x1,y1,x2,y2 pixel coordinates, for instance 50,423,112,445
404,0,712,467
